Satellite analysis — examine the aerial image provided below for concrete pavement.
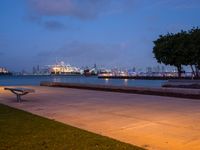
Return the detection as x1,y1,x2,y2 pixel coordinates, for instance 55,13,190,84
0,86,200,150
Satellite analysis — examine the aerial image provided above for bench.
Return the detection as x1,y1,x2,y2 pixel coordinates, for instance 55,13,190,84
4,88,35,102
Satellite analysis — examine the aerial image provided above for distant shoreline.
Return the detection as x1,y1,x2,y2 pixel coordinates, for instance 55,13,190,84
1,74,198,80
98,76,198,80
0,73,12,76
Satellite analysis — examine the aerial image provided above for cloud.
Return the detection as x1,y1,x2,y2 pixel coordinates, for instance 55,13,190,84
25,0,139,30
26,15,66,30
26,0,120,30
28,0,110,20
27,0,136,20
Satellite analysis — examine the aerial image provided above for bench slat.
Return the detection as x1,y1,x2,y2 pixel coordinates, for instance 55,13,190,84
4,88,35,93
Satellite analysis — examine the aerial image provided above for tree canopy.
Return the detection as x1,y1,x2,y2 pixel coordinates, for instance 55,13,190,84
153,27,200,78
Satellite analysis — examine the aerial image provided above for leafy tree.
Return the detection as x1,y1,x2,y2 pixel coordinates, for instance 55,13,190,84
153,32,185,77
189,28,200,77
153,27,200,78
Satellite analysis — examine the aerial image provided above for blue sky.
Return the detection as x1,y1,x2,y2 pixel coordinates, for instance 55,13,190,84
0,0,200,71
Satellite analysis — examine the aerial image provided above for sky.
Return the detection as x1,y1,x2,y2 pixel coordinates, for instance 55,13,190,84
0,0,200,72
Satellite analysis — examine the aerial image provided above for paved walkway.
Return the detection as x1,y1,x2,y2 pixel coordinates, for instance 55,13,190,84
0,86,200,150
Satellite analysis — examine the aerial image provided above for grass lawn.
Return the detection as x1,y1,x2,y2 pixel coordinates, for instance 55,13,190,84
0,104,144,150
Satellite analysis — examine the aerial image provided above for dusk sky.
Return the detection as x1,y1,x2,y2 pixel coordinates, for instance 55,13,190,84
0,0,200,71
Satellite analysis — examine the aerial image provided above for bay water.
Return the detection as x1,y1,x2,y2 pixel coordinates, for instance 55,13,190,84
0,75,165,88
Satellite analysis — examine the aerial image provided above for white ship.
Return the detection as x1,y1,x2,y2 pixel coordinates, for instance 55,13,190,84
0,67,11,75
49,61,81,75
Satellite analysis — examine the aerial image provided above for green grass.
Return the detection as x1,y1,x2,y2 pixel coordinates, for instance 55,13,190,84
0,104,144,150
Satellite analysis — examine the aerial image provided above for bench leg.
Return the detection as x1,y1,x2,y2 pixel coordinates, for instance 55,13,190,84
17,94,21,102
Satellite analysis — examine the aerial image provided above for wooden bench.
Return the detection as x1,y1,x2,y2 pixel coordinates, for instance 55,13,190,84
4,88,35,102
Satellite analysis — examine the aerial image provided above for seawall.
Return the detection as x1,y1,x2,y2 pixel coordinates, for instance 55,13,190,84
40,82,200,100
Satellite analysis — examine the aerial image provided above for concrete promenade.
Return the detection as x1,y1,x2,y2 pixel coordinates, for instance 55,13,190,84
0,86,200,150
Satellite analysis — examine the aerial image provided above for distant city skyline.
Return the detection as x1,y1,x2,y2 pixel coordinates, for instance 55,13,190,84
0,0,200,71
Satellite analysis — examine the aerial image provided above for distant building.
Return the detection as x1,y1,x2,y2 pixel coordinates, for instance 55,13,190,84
156,65,161,72
146,67,152,73
32,66,37,74
132,67,136,72
161,66,166,73
21,69,28,75
37,65,40,73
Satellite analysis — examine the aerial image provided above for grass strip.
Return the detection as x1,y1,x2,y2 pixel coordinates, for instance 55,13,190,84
0,104,144,150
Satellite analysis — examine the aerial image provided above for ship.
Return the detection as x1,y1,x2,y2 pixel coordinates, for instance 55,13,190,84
0,67,12,75
49,61,82,75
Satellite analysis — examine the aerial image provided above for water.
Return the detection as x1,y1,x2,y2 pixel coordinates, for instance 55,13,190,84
0,75,165,88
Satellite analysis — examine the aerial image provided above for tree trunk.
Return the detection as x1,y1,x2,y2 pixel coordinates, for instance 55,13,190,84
197,64,200,78
195,65,199,78
177,65,182,78
190,65,196,77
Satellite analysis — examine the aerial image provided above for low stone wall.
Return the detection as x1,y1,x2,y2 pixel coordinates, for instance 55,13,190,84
40,82,200,100
162,79,200,89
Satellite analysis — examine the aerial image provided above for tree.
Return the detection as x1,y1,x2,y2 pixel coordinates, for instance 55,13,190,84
153,32,185,77
189,28,200,77
153,27,200,78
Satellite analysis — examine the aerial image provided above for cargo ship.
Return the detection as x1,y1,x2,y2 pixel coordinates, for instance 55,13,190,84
0,67,12,75
49,61,81,75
